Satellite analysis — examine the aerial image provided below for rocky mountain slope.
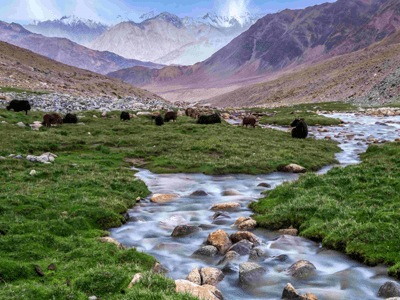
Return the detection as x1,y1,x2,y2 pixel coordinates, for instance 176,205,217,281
106,0,400,105
0,40,163,100
24,16,109,46
0,21,164,75
89,12,261,65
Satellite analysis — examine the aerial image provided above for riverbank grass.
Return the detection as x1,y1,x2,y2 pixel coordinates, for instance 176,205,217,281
250,142,400,278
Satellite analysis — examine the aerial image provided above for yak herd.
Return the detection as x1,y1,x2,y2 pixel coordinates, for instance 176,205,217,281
5,100,308,138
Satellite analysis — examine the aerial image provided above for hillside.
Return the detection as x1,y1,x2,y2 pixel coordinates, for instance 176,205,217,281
0,21,164,75
0,41,163,100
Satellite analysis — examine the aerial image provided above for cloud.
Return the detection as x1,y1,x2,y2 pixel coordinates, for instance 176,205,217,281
4,0,63,21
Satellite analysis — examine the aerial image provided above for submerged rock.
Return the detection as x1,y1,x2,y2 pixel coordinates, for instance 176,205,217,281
171,225,200,237
227,240,253,256
239,262,267,287
286,260,317,280
378,281,400,298
150,193,178,203
192,246,219,258
210,202,241,211
190,190,208,197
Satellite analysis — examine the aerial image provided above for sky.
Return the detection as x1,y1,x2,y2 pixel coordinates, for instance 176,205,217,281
0,0,336,25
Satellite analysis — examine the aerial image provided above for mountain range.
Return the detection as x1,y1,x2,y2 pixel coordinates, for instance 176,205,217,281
106,0,400,105
0,21,164,75
88,12,262,65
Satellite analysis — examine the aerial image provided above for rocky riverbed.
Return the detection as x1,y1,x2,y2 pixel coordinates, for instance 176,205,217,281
110,113,400,300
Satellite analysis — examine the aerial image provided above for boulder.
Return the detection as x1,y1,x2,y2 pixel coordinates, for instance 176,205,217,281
150,194,178,203
222,190,242,196
234,217,251,226
190,190,208,197
211,212,230,220
378,281,400,298
227,240,253,256
282,283,318,300
257,183,271,188
100,237,126,250
200,267,225,286
238,219,257,230
159,215,187,230
278,229,299,236
216,251,240,266
207,230,232,254
239,262,267,287
16,122,26,127
210,203,241,211
186,267,202,285
192,246,219,258
283,164,306,173
171,225,200,237
222,263,239,274
175,280,224,300
230,231,262,246
249,248,269,262
287,260,317,280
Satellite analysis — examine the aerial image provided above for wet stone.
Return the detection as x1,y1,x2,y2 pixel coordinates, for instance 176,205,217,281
211,212,230,220
171,225,200,237
249,248,269,262
257,182,271,188
378,281,400,298
190,190,208,197
227,240,253,256
216,251,240,266
287,260,317,280
239,262,267,287
192,246,219,258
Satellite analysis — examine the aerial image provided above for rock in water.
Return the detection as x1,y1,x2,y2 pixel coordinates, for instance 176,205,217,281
175,280,224,300
239,262,267,287
171,225,200,237
207,230,232,254
287,260,317,279
378,281,400,298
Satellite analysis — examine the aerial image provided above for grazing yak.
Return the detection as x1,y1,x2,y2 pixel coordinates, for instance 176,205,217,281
43,113,63,127
164,111,177,122
242,116,257,128
63,113,78,124
197,113,221,125
291,118,308,139
155,115,164,126
6,100,31,115
120,111,130,121
185,108,200,119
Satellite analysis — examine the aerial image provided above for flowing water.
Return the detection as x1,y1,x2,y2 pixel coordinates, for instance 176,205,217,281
110,113,400,300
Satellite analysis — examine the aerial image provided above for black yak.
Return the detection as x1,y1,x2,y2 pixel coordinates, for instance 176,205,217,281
43,113,63,127
155,115,164,126
291,118,308,139
6,100,31,115
197,114,221,125
164,111,177,122
120,111,130,121
63,113,78,124
242,116,257,128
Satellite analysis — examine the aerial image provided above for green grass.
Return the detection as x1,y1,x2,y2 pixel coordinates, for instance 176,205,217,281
259,110,342,126
0,86,49,95
0,109,342,299
250,142,400,278
0,110,341,174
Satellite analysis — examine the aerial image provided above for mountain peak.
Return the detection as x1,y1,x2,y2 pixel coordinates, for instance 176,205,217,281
147,12,184,28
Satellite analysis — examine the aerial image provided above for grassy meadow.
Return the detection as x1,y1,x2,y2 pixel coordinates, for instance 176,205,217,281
251,142,400,278
0,109,341,299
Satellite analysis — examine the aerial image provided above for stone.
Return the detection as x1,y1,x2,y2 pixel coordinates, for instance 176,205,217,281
16,122,26,127
150,194,178,203
35,265,45,277
127,273,142,288
159,215,187,230
200,267,225,286
210,202,241,211
15,155,24,160
222,190,242,196
227,240,253,256
257,182,271,188
0,156,5,160
216,251,240,265
171,225,200,237
128,216,146,222
221,262,239,274
378,281,400,298
192,246,219,258
239,262,267,287
287,260,317,279
47,263,56,271
274,254,289,262
100,237,126,250
186,267,202,285
88,297,97,300
230,231,262,246
30,170,37,175
152,262,169,274
207,229,232,254
36,155,49,163
249,248,269,261
190,190,208,197
153,242,184,253
282,283,318,300
278,229,299,236
238,219,257,230
175,280,224,300
101,112,107,118
283,164,306,173
233,217,251,226
211,212,230,220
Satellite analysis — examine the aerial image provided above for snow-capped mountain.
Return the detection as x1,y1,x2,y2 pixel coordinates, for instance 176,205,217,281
24,16,110,46
89,11,263,65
